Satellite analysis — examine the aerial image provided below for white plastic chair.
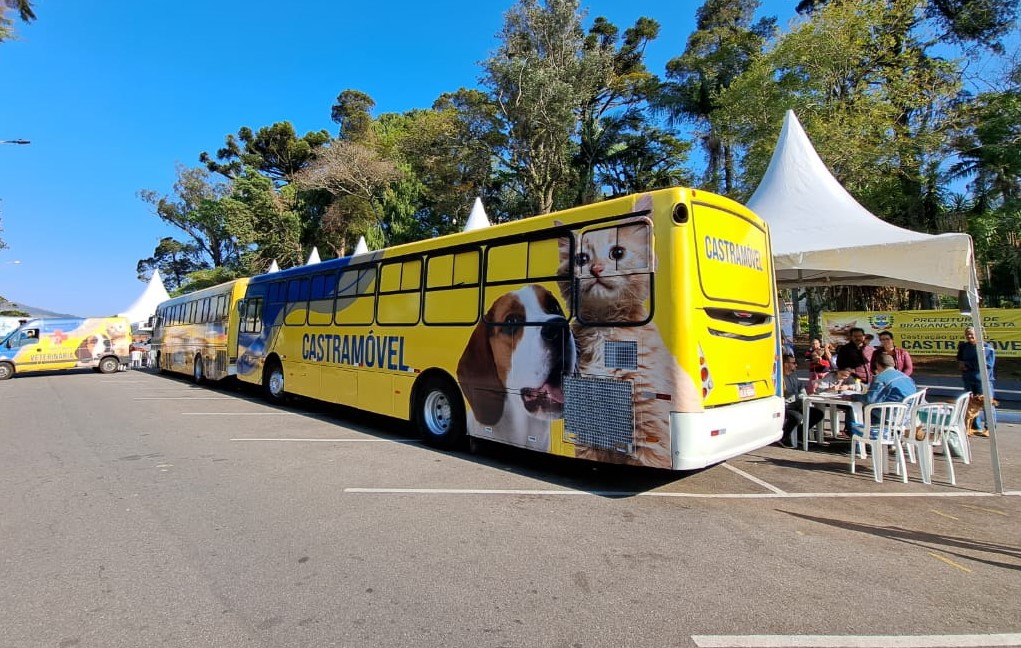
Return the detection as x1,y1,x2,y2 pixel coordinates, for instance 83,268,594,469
900,389,928,465
944,391,973,465
905,403,957,485
850,402,910,483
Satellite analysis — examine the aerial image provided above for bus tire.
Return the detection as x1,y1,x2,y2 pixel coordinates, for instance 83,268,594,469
98,356,120,374
0,362,14,380
415,377,465,449
193,355,204,384
263,359,286,403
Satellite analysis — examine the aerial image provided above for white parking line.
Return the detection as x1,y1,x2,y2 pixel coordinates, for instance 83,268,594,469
181,412,294,415
343,488,1008,499
691,633,1021,647
136,397,235,400
231,438,414,443
722,463,787,495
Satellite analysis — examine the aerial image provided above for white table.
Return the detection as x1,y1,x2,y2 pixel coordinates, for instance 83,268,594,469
801,392,864,451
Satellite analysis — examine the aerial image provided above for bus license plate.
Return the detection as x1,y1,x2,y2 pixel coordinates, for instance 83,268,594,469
738,383,755,399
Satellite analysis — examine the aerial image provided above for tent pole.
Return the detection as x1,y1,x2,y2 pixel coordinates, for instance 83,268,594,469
968,266,1003,494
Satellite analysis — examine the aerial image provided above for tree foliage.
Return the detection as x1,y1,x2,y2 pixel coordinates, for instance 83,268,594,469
659,0,776,194
0,0,35,42
136,237,208,293
132,0,1018,310
199,122,330,184
482,0,592,214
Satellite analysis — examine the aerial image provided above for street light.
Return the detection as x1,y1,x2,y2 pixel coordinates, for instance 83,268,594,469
0,140,31,145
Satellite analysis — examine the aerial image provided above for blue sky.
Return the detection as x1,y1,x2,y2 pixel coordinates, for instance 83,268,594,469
2,0,795,316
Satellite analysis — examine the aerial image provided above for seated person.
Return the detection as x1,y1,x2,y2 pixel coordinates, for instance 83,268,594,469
781,354,823,448
805,350,831,393
849,352,918,436
812,368,853,393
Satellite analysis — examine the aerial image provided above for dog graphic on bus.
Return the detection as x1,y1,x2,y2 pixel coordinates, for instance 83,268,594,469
456,285,575,452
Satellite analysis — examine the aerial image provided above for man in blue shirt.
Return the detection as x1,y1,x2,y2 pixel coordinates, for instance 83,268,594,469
858,352,917,408
848,352,917,439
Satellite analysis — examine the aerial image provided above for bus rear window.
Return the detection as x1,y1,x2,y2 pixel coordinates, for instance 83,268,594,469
692,204,772,309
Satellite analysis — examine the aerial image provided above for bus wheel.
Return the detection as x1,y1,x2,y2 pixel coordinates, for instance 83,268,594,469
193,355,204,384
263,360,286,402
98,357,120,374
415,378,465,449
0,362,14,380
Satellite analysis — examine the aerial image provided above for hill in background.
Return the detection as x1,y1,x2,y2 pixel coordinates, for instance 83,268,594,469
0,297,77,318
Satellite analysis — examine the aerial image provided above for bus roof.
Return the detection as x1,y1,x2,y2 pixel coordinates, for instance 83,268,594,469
247,187,761,285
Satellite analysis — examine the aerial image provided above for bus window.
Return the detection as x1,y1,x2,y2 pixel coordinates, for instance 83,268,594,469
576,221,652,325
425,250,479,324
527,238,560,278
453,250,479,285
486,242,527,283
378,258,421,325
241,298,263,334
285,278,311,326
335,267,374,325
308,272,336,326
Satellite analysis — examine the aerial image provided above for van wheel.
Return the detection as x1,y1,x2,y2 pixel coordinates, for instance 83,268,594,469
193,355,205,384
263,359,286,403
98,357,120,374
0,362,14,380
415,377,465,449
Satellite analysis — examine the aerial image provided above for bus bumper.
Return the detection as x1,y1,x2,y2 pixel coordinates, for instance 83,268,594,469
670,396,784,470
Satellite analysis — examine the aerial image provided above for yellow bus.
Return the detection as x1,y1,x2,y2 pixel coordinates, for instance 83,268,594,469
235,188,783,469
0,316,131,380
150,278,250,383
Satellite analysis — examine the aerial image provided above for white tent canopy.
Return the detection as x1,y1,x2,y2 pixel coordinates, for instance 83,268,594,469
747,110,973,297
747,110,1002,492
119,269,170,327
306,246,321,265
353,236,369,255
463,197,491,232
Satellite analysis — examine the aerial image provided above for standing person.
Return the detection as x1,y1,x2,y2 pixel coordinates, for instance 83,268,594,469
780,354,823,448
957,326,996,431
835,327,874,385
871,331,913,376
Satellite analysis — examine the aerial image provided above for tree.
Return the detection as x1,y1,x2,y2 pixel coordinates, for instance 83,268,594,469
138,165,241,270
716,0,961,213
572,16,662,205
658,0,776,195
136,237,209,293
199,122,329,184
331,90,376,142
0,0,35,42
798,0,1018,52
482,0,591,215
598,124,694,196
220,171,305,272
950,62,1021,301
294,140,402,252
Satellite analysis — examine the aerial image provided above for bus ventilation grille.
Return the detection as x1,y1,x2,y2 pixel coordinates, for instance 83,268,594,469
215,350,227,376
604,341,638,370
564,376,634,453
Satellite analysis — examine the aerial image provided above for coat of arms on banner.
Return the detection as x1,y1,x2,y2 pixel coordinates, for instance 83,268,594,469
868,314,893,330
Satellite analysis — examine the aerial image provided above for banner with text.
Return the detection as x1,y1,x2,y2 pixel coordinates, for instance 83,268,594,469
823,309,1021,358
